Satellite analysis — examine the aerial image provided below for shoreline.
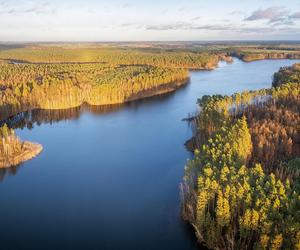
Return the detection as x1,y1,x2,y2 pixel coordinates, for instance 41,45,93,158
231,52,300,62
0,141,43,169
0,77,190,169
0,78,188,169
1,77,190,122
1,57,298,169
181,62,300,249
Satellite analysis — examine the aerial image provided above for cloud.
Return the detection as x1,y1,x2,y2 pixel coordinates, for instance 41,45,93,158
144,22,299,35
146,22,189,31
191,16,201,21
122,3,131,9
244,6,300,26
290,12,300,19
146,23,237,31
244,6,288,23
229,10,245,16
0,1,56,15
0,1,8,7
161,9,168,14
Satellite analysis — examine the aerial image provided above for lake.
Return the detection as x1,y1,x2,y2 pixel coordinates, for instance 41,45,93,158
0,59,299,250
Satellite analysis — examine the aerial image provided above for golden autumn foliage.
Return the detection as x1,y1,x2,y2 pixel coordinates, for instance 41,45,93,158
0,46,219,69
0,63,189,119
230,47,300,62
0,45,221,120
0,124,42,168
0,46,219,167
182,63,300,250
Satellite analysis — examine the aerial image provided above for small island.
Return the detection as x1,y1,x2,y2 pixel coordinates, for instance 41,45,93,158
0,124,42,168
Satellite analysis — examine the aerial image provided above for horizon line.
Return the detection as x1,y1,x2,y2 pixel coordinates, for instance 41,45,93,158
1,39,300,44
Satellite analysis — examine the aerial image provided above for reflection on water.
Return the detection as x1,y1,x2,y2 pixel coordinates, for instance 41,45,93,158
2,83,188,131
3,105,124,129
0,59,299,250
0,165,21,182
0,104,132,181
0,85,188,182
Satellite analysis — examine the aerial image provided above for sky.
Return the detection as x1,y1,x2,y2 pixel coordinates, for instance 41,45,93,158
0,0,300,41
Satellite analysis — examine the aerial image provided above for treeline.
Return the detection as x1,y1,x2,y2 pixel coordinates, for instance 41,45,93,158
0,124,42,168
0,45,221,120
0,45,208,167
230,48,300,62
0,63,189,119
0,124,22,160
181,64,300,249
273,63,300,87
0,46,219,69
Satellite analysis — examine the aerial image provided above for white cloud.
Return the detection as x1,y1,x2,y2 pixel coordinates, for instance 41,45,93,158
244,6,288,23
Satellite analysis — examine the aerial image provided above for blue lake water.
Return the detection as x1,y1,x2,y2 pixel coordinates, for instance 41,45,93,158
0,59,299,250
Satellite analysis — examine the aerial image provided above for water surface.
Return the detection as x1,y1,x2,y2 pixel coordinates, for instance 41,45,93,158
1,59,299,250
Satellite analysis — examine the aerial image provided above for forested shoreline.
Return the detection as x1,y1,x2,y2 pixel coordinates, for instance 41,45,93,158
0,63,189,119
0,124,42,168
1,46,299,245
181,63,300,249
231,49,300,62
0,45,221,168
0,46,224,120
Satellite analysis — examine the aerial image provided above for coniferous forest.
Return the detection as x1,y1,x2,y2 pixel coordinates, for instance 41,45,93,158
0,123,42,168
1,0,300,249
0,43,299,250
0,46,221,120
0,45,221,168
181,63,300,250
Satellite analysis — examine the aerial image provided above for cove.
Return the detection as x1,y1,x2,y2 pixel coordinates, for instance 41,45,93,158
0,58,299,250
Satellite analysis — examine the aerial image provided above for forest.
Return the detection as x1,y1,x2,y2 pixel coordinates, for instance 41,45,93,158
273,63,300,87
0,45,222,168
230,48,300,62
0,124,42,168
0,46,219,68
2,43,299,121
0,63,189,119
0,45,223,120
0,44,222,168
181,63,300,249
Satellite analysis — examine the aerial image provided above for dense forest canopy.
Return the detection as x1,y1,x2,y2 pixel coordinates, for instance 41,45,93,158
273,63,300,87
0,63,189,119
0,45,224,120
0,46,218,68
0,44,223,168
182,63,300,250
0,43,300,246
1,43,298,121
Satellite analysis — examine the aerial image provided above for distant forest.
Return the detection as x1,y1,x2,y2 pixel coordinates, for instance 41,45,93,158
0,46,221,120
